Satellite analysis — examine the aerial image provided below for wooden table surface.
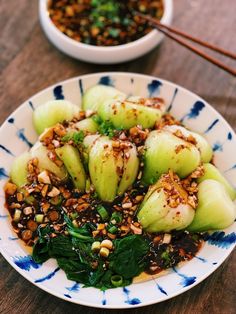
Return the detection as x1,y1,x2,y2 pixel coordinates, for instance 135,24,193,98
0,0,235,313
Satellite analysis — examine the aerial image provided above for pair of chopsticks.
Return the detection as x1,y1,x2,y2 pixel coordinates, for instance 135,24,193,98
135,11,236,76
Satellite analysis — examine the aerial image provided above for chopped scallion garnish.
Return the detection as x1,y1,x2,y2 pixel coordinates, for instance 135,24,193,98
111,275,123,287
107,225,118,234
97,205,109,221
110,212,122,223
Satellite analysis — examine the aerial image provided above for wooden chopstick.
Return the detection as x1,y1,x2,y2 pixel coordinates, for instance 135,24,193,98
135,11,236,76
137,12,236,60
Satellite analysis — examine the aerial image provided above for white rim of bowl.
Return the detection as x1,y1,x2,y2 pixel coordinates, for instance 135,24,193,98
39,0,173,51
0,71,235,309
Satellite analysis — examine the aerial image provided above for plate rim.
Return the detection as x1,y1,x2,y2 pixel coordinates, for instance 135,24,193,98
0,71,235,309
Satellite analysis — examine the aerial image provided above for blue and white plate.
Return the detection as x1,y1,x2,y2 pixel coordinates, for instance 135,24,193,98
0,72,235,308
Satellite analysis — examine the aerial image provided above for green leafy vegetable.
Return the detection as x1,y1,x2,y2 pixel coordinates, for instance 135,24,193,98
88,136,139,201
10,152,31,187
71,238,96,264
164,125,213,163
187,179,236,232
142,130,201,184
49,235,78,258
67,230,93,241
82,85,126,112
198,163,236,200
98,98,164,130
55,144,86,190
57,257,91,283
32,225,52,263
88,263,114,290
33,100,79,135
75,118,99,134
64,214,94,242
32,222,149,290
109,235,149,279
31,142,68,181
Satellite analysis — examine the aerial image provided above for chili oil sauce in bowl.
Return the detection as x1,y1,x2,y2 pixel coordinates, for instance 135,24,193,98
39,0,173,64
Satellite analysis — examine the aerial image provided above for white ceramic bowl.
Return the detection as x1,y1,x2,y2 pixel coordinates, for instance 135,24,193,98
0,72,235,308
39,0,173,64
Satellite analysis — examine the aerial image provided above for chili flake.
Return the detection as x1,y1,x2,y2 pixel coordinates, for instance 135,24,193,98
48,0,164,46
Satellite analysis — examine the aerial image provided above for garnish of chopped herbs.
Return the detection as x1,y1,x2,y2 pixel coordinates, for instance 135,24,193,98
62,130,85,144
93,115,116,138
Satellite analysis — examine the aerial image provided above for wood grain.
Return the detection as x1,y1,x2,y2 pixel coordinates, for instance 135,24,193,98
0,0,235,313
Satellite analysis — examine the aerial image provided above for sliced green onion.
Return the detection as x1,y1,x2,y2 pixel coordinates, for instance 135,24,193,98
111,275,123,287
107,225,118,234
49,195,62,205
110,212,122,223
97,205,109,221
25,195,35,205
70,212,78,220
161,251,170,262
35,214,44,223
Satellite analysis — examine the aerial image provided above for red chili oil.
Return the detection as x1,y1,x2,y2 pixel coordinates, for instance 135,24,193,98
144,231,204,274
48,0,164,46
4,109,204,273
5,178,204,273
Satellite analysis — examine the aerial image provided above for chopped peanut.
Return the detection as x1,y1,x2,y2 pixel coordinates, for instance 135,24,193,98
101,239,113,250
135,195,144,202
48,187,60,197
38,171,51,184
27,220,38,231
42,202,50,213
85,110,95,118
91,241,101,252
10,203,21,209
16,192,24,202
41,185,49,197
162,233,171,244
53,123,66,136
107,233,116,240
97,223,105,231
122,202,132,209
21,229,33,241
92,230,100,237
23,207,33,215
130,224,142,234
39,128,54,142
48,210,60,222
99,247,110,258
120,225,130,236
